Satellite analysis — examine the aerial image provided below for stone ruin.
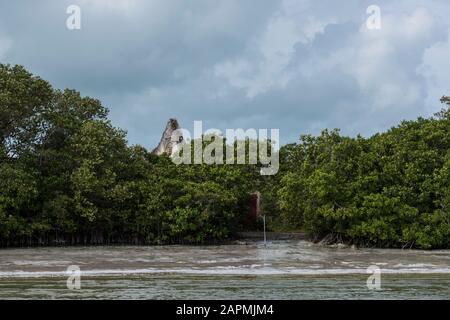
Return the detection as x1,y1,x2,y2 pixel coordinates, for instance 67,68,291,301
151,118,184,156
152,118,260,229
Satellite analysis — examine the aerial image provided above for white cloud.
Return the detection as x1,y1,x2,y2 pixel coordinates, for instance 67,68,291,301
213,0,330,98
213,4,441,115
292,7,442,115
345,8,438,111
209,3,449,141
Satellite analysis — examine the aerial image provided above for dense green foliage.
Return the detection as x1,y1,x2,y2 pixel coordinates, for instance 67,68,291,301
1,64,449,248
0,65,259,245
267,98,450,249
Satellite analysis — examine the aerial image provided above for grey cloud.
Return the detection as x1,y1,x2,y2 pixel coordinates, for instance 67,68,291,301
1,0,449,148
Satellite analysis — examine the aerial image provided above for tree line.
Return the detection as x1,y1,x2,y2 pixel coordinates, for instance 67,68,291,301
0,64,260,246
1,64,449,248
264,97,450,249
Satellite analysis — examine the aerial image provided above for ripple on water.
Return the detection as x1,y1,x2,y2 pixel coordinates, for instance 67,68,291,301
0,241,449,299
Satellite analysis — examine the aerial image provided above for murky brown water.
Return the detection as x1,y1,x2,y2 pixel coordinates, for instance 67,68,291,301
0,241,449,299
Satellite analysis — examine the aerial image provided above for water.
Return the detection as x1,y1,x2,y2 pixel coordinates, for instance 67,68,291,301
0,240,449,299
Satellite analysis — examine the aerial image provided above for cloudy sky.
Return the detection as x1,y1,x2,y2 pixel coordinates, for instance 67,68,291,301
1,0,449,148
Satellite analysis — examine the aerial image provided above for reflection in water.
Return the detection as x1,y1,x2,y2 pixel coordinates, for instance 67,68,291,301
0,241,449,299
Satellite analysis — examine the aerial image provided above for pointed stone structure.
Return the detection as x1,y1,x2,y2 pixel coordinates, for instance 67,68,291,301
152,118,183,156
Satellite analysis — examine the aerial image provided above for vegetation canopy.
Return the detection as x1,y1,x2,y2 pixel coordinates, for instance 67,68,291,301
0,64,449,249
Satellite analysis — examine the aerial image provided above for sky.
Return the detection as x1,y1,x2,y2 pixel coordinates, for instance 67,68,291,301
1,0,450,148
